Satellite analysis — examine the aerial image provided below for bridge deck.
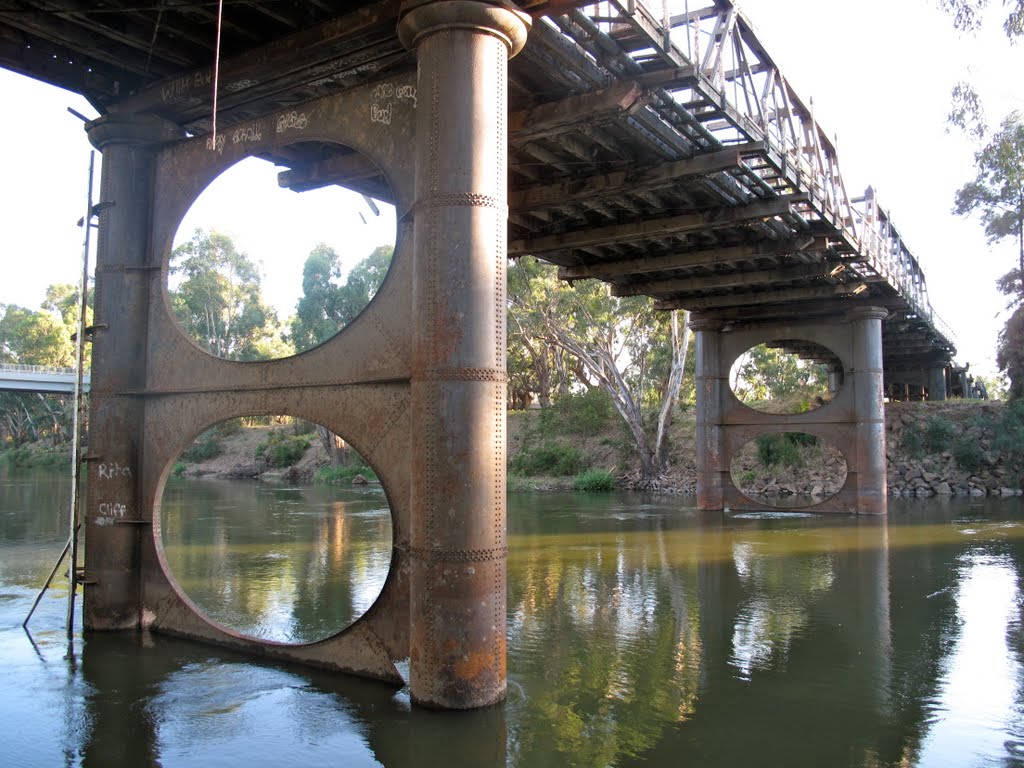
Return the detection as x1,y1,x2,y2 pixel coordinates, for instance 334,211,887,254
1,0,955,372
0,364,90,394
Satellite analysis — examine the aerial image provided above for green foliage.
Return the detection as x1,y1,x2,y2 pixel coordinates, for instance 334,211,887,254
291,419,317,436
506,256,692,482
731,343,829,405
0,446,31,465
42,283,93,361
169,229,284,360
952,110,1024,398
172,461,186,477
954,112,1024,276
213,418,244,437
993,400,1024,483
952,439,986,473
924,416,956,452
510,444,583,477
506,476,535,492
572,469,616,492
553,389,614,436
738,469,757,486
901,422,926,459
754,432,816,468
0,445,68,467
314,464,379,485
0,302,74,366
255,430,310,468
182,433,222,462
290,244,392,351
996,305,1024,399
0,391,74,448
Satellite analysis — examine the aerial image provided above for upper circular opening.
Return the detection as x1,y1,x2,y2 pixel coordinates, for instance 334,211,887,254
730,341,839,414
157,415,393,644
166,143,396,361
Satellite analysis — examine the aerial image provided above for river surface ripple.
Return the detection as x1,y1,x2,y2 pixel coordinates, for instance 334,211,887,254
2,468,1022,767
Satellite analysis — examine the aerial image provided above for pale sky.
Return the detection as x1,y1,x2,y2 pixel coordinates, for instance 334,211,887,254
2,0,1021,377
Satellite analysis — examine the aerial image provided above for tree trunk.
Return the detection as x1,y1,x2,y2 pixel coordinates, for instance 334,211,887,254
536,346,551,408
317,425,348,466
652,311,691,470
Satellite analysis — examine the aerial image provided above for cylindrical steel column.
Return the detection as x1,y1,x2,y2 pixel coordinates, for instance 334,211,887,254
848,307,889,516
927,364,947,401
84,114,183,629
398,0,530,709
690,315,726,511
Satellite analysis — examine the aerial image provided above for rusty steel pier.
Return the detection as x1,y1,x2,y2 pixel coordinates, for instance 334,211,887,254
3,0,959,708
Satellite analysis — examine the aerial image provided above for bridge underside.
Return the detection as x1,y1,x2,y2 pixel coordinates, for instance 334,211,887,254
4,0,959,709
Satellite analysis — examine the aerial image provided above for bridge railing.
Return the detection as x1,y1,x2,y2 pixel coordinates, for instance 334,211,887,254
563,1,955,351
0,363,85,377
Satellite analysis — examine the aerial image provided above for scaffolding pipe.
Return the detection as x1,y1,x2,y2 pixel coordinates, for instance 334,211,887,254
66,150,95,638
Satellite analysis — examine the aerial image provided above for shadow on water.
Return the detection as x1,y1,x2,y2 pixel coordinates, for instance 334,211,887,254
2,468,1023,767
72,632,508,768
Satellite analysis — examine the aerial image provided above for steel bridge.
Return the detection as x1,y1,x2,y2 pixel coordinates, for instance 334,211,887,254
2,0,961,709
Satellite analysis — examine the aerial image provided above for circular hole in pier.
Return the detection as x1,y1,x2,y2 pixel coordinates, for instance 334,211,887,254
167,144,396,360
157,415,392,644
730,432,848,509
729,341,837,414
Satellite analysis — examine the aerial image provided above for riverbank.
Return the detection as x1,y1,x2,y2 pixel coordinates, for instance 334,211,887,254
506,398,1024,498
3,399,1022,498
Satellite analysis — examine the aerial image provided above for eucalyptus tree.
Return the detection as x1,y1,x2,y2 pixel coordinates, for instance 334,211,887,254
0,299,78,447
289,243,393,463
169,229,281,361
0,302,74,367
954,112,1024,298
290,243,392,352
507,256,691,488
941,0,1024,397
952,113,1024,397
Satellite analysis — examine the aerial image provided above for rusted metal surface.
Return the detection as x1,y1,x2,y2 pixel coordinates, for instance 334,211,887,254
401,0,531,710
690,308,890,516
83,113,184,631
10,0,971,706
5,0,956,375
84,73,419,681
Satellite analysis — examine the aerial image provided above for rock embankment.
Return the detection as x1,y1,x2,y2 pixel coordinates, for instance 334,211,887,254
731,441,847,501
886,402,1023,498
721,401,1023,502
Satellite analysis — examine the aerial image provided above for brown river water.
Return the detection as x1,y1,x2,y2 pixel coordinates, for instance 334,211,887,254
2,466,1022,767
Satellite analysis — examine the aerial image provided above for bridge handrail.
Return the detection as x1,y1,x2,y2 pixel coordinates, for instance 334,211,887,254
0,363,89,377
566,0,955,351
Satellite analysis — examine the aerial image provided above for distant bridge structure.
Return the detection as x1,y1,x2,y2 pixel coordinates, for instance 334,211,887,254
0,364,90,394
2,0,962,709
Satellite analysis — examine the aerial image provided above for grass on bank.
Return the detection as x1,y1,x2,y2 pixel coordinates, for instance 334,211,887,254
0,445,70,468
508,390,624,491
314,463,378,485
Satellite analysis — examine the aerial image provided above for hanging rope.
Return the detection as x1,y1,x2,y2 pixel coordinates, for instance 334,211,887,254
211,0,224,148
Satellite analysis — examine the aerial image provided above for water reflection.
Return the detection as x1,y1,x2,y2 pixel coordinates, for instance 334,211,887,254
3,469,1024,767
915,549,1024,765
159,478,392,644
729,542,836,678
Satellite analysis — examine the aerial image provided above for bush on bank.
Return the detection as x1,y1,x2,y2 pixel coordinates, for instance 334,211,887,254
572,469,616,492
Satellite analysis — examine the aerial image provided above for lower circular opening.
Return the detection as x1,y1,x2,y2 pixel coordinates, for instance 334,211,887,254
158,415,392,644
730,432,848,509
